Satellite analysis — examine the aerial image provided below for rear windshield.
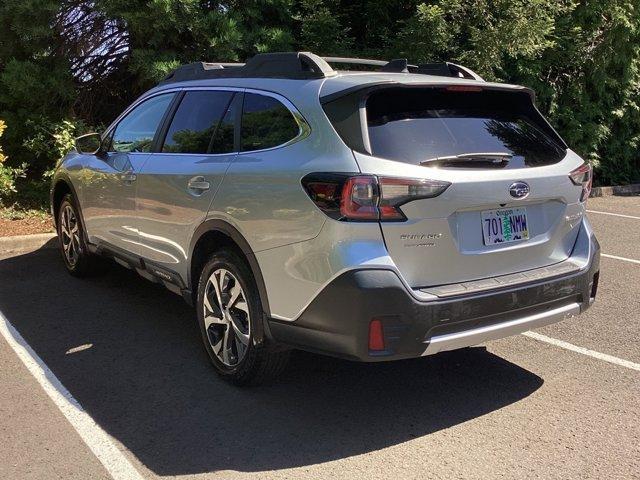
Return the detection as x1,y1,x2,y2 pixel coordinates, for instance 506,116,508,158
365,88,566,168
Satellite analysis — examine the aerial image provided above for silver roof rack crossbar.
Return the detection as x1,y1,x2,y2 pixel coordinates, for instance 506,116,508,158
159,52,484,85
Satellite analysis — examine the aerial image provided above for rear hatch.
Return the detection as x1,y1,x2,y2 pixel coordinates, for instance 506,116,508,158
323,83,586,288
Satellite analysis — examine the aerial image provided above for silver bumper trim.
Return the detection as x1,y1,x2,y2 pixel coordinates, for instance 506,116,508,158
419,260,581,298
422,302,581,355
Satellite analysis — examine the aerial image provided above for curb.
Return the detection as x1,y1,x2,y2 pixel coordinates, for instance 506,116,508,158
590,183,640,197
0,233,57,254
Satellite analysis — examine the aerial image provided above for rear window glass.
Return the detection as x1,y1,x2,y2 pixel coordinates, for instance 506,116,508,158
241,93,299,152
366,88,566,168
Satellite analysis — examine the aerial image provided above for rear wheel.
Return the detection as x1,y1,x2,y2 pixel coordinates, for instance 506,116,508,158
57,194,98,276
196,248,289,385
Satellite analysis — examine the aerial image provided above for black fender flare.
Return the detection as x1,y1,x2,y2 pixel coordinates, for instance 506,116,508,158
188,219,272,323
50,173,90,245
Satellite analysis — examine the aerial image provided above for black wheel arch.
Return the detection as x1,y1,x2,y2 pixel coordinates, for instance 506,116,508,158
189,220,272,322
51,175,88,244
51,178,72,228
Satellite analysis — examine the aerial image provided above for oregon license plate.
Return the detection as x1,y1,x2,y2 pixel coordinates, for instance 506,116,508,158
481,208,529,245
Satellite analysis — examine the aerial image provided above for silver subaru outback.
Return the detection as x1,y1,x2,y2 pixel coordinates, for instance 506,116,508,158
51,52,600,384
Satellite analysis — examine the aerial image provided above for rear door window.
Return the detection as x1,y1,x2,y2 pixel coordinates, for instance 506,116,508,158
162,90,234,154
240,93,300,152
366,88,566,168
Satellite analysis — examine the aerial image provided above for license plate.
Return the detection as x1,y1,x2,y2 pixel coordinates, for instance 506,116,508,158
481,208,529,245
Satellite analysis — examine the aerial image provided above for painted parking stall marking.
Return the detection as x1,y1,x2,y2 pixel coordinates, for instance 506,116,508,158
522,331,640,372
601,253,640,265
0,310,144,480
587,209,640,220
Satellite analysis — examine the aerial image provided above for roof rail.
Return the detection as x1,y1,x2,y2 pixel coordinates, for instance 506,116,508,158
416,62,484,81
322,56,387,67
322,57,419,73
321,57,484,79
159,52,335,84
159,52,484,85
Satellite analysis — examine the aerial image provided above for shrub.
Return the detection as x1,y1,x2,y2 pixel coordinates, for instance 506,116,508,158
0,120,27,203
23,117,92,178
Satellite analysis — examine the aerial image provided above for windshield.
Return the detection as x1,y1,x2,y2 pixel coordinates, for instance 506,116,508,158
366,88,566,168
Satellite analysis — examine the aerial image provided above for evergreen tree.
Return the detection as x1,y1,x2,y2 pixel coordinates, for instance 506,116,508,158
0,0,638,188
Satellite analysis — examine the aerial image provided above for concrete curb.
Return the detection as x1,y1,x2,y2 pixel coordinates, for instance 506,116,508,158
0,233,57,254
590,183,640,197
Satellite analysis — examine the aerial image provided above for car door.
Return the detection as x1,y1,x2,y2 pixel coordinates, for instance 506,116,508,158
134,88,241,281
81,92,176,254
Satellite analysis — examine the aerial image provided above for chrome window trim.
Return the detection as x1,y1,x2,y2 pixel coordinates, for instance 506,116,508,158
102,86,311,157
103,91,177,153
239,88,312,155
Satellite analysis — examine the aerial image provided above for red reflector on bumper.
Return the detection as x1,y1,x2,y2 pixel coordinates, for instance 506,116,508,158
368,319,385,351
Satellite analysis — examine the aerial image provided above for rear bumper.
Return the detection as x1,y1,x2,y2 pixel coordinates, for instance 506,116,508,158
268,223,600,362
423,302,581,355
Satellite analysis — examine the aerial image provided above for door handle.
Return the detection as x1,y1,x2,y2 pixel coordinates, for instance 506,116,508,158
187,176,210,194
122,171,137,184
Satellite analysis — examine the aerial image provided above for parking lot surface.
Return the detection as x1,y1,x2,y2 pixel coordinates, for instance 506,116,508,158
1,195,639,479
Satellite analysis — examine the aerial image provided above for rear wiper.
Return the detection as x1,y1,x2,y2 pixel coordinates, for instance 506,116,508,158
420,152,513,166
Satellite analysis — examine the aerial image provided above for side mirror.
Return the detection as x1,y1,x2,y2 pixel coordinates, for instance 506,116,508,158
75,133,102,155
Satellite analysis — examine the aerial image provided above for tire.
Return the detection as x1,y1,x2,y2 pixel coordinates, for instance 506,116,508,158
56,194,99,277
196,248,289,385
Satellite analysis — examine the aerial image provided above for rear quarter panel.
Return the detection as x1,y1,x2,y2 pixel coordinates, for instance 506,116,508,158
208,83,359,253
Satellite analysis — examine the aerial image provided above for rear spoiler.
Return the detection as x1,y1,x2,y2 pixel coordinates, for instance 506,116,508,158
320,81,535,105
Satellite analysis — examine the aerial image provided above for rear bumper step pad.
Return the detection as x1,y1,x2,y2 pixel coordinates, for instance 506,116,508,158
420,260,580,298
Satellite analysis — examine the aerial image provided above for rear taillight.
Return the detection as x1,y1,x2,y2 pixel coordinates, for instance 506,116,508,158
340,176,379,220
569,163,592,202
378,177,449,220
302,173,450,221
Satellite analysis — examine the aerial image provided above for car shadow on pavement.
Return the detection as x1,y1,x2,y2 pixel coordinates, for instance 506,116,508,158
0,248,543,476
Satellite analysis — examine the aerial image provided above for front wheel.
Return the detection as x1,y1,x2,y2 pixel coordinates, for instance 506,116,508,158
196,249,289,385
57,194,98,277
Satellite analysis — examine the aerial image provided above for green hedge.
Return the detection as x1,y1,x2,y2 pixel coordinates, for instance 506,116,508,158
1,0,638,203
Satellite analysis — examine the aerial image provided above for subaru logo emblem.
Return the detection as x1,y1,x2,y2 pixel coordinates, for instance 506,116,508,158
509,181,530,199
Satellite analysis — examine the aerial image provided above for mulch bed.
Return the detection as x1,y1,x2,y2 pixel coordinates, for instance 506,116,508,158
0,216,54,237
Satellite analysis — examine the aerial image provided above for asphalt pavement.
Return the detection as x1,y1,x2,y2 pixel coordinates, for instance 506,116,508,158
1,195,638,479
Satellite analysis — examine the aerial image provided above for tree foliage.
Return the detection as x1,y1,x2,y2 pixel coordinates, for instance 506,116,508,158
0,0,638,191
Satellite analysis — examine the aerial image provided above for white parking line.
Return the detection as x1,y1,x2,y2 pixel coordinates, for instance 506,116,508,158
601,253,640,265
522,331,640,372
0,311,144,480
587,209,640,220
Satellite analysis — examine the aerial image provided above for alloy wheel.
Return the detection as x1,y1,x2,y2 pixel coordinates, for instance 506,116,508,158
60,204,81,267
203,268,251,367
